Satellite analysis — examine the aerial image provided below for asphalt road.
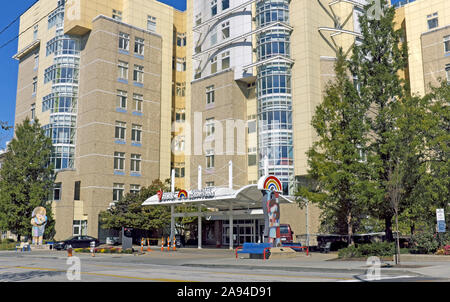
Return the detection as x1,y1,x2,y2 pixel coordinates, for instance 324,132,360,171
0,250,446,283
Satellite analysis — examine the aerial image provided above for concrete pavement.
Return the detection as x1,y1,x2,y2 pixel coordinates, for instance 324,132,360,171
0,248,448,281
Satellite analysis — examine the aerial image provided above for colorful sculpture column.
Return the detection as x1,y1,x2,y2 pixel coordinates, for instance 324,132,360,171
258,176,283,247
31,206,48,246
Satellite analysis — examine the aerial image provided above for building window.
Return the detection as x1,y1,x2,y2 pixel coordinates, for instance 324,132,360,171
427,12,438,30
174,165,185,178
130,154,141,173
221,51,230,70
195,13,202,26
444,35,450,53
175,110,185,123
248,154,257,166
211,0,218,17
74,181,81,200
117,90,127,109
211,56,217,74
248,120,256,133
119,32,130,51
177,33,186,47
211,27,217,45
222,0,230,10
173,136,185,152
446,64,450,83
113,183,124,201
147,15,156,32
34,53,39,69
114,152,125,171
133,65,144,83
130,184,141,194
206,181,215,187
33,25,38,40
206,151,215,168
73,220,87,236
115,121,126,140
133,94,143,112
205,118,215,137
131,124,142,143
176,82,186,97
32,77,37,94
176,57,186,72
112,9,122,21
31,103,36,120
53,183,62,201
135,37,145,55
222,21,230,39
206,85,215,104
118,61,128,79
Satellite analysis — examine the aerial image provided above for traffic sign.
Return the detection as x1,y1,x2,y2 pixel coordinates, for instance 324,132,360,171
436,209,445,221
437,220,446,233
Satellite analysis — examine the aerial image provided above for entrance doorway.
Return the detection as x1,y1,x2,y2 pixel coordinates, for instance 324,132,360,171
222,219,263,246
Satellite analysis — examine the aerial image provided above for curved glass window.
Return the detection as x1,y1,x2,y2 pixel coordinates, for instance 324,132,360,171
49,146,75,170
48,6,64,29
256,0,289,27
257,30,290,60
46,30,81,56
44,57,80,84
43,115,77,145
257,63,291,97
43,93,77,113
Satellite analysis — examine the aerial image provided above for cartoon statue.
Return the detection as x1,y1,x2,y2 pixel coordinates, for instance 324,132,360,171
31,206,48,245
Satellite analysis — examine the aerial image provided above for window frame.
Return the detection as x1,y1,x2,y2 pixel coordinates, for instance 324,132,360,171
114,152,125,171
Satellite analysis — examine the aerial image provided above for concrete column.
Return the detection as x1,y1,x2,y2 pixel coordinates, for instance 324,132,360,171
229,202,233,250
198,205,202,249
228,160,233,189
171,169,175,193
170,205,175,241
198,165,202,190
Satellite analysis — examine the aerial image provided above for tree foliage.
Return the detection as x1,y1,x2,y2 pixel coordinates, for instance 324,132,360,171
99,179,199,235
0,118,55,239
350,0,409,241
296,48,371,244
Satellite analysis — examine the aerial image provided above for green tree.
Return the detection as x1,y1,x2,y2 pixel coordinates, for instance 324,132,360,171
295,49,371,245
0,118,55,240
99,179,172,232
350,0,409,241
404,81,450,232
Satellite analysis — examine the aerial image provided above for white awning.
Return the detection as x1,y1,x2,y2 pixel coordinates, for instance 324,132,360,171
141,184,294,210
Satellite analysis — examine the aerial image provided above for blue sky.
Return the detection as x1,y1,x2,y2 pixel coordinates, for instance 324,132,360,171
0,0,186,149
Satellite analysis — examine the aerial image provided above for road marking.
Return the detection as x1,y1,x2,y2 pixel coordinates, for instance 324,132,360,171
0,265,196,282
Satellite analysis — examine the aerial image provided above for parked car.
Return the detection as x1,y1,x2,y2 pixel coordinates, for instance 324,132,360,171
280,224,294,243
53,236,99,250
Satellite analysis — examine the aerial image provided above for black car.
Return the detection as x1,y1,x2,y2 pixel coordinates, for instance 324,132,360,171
54,236,100,250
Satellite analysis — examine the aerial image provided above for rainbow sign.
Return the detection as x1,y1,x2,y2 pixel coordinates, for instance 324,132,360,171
258,175,282,192
178,190,188,200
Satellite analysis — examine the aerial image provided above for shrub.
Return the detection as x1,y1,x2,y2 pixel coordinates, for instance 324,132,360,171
338,242,395,258
410,232,440,254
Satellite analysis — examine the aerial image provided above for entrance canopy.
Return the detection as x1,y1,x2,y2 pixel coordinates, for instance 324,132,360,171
141,184,294,210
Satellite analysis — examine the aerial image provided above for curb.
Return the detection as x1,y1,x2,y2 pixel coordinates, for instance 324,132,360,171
180,263,425,277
